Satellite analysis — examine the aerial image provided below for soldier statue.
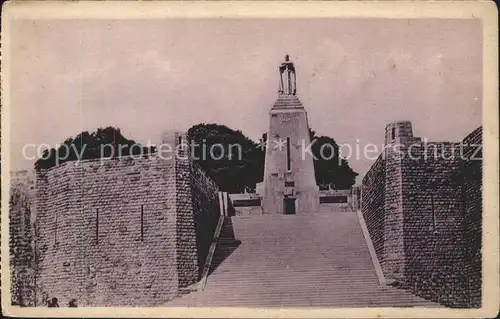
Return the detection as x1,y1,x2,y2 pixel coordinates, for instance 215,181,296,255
279,54,297,95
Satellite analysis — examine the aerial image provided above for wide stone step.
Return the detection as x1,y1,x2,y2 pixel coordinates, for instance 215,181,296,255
168,212,440,307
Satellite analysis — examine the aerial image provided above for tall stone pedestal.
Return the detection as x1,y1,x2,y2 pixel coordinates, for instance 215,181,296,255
256,94,319,214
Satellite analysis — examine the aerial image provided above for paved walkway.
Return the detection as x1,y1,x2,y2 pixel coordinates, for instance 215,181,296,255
168,212,440,307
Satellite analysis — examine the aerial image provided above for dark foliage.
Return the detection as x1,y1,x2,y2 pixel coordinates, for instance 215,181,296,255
187,123,265,193
34,127,155,170
309,129,358,190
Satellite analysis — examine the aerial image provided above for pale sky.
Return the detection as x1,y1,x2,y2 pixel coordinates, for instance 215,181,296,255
9,18,482,183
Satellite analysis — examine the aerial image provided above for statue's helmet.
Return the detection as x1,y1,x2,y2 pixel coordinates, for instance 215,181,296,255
285,54,290,61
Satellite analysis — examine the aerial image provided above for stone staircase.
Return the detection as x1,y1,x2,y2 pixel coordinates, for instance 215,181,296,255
167,211,440,307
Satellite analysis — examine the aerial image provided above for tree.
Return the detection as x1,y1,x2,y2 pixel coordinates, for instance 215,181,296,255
309,129,358,189
35,127,155,170
187,123,264,193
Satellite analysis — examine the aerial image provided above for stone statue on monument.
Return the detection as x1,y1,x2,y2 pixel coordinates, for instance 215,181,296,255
279,54,297,95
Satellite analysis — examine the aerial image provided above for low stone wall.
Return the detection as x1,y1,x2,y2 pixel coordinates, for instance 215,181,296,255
228,193,263,216
229,188,359,215
229,193,261,201
319,189,357,212
233,206,264,216
318,204,352,213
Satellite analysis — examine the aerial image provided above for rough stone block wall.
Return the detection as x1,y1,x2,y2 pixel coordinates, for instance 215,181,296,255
15,132,222,307
361,155,386,263
401,142,469,307
190,161,221,273
173,135,200,289
168,132,221,288
383,145,406,281
35,155,179,307
9,171,37,306
361,125,482,308
461,128,482,308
